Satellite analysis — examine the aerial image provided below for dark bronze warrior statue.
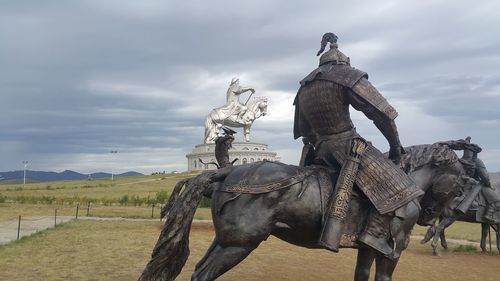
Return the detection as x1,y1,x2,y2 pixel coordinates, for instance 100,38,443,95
294,33,423,256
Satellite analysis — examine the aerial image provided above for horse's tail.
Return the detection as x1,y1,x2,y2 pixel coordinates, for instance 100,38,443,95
138,170,230,281
160,178,189,219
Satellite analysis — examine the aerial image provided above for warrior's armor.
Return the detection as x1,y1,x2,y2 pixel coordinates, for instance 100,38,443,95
294,33,423,257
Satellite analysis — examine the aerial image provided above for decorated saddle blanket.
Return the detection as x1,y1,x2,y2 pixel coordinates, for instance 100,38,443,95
217,160,316,194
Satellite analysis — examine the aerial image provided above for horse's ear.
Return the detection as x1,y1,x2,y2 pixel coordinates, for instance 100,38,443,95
231,77,239,85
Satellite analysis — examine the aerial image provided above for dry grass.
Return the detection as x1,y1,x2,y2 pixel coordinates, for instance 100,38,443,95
0,203,77,220
0,172,199,202
0,220,498,281
0,203,212,221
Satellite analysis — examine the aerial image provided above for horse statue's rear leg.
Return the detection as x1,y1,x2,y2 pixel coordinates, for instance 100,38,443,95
484,223,500,254
480,223,489,252
496,224,500,254
354,248,375,281
191,240,258,281
374,255,399,281
355,249,401,281
493,223,500,254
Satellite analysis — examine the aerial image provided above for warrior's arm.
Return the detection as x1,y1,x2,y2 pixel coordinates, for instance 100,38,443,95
238,87,255,94
437,139,482,153
348,78,403,163
297,112,317,145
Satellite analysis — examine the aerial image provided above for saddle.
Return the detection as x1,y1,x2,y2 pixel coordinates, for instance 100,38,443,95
218,160,316,194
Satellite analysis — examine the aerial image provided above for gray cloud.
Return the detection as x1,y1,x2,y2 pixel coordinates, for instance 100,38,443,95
1,0,500,173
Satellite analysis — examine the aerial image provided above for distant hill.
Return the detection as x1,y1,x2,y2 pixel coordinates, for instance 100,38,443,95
0,170,143,183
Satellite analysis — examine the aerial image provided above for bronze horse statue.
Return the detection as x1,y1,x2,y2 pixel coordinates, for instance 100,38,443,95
421,184,500,255
138,142,465,281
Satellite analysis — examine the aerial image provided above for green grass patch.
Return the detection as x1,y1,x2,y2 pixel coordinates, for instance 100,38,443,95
454,244,479,253
412,222,490,243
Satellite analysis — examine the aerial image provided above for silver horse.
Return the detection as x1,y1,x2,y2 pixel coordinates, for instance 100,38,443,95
204,78,267,143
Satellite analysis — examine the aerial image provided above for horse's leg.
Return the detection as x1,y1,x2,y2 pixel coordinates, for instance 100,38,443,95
480,223,489,252
421,224,435,244
374,254,399,281
438,217,448,250
354,248,376,281
191,239,258,281
431,217,455,256
496,223,500,254
243,124,250,142
439,229,448,250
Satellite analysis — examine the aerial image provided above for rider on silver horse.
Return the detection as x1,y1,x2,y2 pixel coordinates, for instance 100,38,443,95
294,33,423,258
220,78,255,123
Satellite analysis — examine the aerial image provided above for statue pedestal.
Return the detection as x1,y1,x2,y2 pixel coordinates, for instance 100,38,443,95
186,142,279,171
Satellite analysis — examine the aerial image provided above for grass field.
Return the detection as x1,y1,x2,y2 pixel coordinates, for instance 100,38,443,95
0,172,199,205
0,172,212,222
0,174,499,280
0,220,498,281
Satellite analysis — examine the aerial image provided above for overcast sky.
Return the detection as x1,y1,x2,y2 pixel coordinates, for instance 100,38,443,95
1,0,500,174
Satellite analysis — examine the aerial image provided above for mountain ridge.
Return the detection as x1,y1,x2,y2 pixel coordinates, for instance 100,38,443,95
0,170,143,182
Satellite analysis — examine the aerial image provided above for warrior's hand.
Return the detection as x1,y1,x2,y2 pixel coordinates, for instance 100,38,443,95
389,145,405,165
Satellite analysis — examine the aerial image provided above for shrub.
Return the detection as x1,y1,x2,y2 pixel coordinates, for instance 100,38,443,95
118,195,130,206
155,191,169,204
454,245,478,253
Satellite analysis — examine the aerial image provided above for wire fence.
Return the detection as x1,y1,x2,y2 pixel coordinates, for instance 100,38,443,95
0,203,165,244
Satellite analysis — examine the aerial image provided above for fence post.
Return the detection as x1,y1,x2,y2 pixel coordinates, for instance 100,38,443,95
76,203,79,219
159,204,162,222
87,202,90,216
54,208,57,227
17,215,21,240
151,204,155,218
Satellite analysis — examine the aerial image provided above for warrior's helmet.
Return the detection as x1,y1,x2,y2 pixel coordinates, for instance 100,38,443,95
317,32,350,66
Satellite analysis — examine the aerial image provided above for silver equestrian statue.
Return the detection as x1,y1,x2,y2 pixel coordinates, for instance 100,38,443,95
204,78,268,143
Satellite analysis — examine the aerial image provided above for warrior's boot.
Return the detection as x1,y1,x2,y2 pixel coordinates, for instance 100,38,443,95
359,210,393,257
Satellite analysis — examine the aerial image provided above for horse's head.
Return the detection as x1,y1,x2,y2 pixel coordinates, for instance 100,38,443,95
253,96,268,116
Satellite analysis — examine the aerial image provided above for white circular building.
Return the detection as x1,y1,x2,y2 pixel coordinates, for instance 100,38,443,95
186,142,278,171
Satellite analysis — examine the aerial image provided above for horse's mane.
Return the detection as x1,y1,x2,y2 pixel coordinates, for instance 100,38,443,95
401,143,459,173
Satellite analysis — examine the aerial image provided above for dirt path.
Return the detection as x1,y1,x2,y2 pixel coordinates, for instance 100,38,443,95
115,178,159,186
0,216,73,245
